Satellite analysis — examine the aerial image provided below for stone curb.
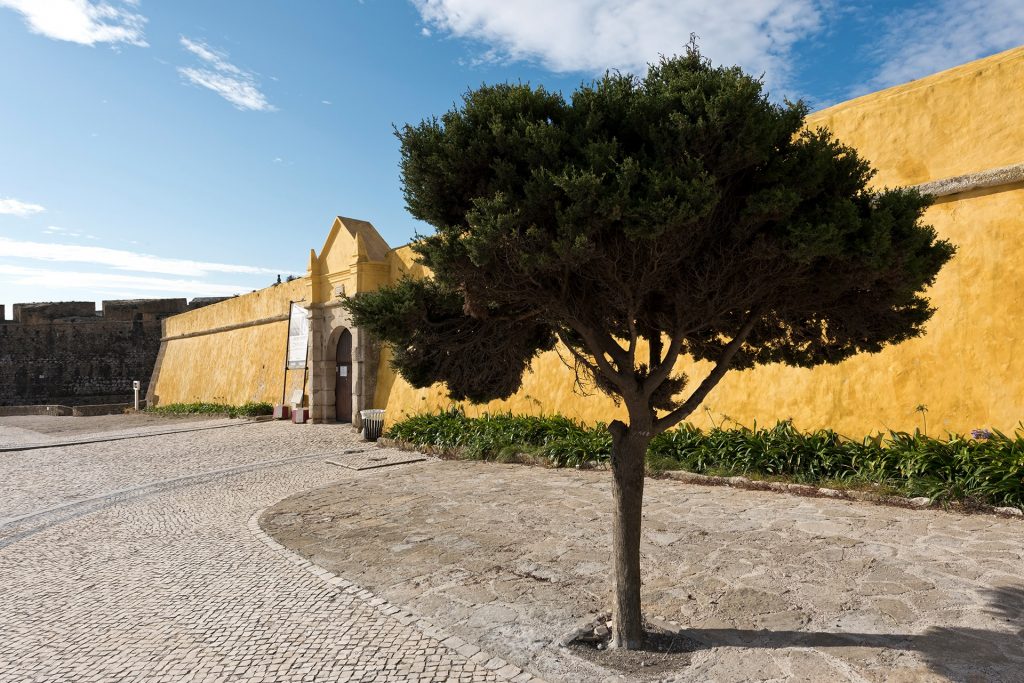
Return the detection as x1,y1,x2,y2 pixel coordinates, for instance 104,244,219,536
248,508,546,683
658,470,1024,518
378,438,1024,520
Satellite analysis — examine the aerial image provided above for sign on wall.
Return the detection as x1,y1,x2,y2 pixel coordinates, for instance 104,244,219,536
286,303,310,369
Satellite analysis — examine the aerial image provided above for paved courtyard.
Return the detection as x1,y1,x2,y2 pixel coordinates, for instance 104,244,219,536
0,416,532,683
264,457,1024,682
2,415,1022,682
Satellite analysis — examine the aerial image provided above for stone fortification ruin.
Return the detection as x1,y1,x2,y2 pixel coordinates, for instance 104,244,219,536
0,298,225,408
150,46,1024,436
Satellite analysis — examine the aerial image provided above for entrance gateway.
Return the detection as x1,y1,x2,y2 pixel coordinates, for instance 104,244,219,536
335,329,352,423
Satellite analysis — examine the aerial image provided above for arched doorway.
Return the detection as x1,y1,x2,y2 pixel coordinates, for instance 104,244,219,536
335,329,353,422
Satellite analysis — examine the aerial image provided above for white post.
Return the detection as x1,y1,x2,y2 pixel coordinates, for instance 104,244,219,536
133,380,141,411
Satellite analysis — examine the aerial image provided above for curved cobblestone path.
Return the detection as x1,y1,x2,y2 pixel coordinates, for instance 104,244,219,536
0,419,526,683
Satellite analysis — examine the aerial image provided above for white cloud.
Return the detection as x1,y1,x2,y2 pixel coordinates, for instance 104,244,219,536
856,0,1024,95
42,225,97,239
0,0,146,46
0,264,250,297
411,0,823,90
0,197,45,217
0,236,289,278
177,36,275,111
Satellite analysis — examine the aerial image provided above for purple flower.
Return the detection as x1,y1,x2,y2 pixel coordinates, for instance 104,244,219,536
971,428,992,440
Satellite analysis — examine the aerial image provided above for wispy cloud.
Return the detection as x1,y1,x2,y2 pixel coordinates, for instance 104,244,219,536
854,0,1024,96
0,264,251,297
177,36,275,111
42,225,98,239
411,0,825,92
0,0,146,47
0,197,45,217
0,236,288,278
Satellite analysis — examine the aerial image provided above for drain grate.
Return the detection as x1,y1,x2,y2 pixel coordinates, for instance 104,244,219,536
325,450,427,470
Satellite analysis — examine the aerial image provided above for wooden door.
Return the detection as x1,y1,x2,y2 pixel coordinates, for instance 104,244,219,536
335,329,353,422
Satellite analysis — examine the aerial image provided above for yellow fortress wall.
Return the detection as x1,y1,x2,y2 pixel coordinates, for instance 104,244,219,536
149,217,391,416
149,277,310,406
378,47,1024,436
150,48,1023,435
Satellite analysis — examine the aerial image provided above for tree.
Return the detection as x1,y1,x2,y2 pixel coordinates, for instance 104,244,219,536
345,46,955,649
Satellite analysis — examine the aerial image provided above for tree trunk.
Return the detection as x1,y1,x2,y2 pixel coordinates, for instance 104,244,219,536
609,419,650,649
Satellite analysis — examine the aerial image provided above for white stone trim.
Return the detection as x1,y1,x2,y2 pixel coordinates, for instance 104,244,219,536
159,313,289,342
913,161,1024,198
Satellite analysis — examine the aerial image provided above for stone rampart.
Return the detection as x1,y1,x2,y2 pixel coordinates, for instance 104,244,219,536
0,298,224,407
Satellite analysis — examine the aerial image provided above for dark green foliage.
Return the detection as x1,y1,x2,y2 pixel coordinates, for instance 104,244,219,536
346,45,954,433
345,278,554,402
146,401,273,418
540,428,613,468
648,421,1024,509
385,407,610,464
388,411,1024,510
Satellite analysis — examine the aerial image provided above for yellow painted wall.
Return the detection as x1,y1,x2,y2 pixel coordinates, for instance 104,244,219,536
806,45,1024,188
313,217,391,304
151,278,311,406
378,47,1024,436
151,48,1024,434
151,216,398,409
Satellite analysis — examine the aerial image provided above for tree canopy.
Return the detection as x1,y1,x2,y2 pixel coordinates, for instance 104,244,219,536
350,49,953,428
344,45,955,648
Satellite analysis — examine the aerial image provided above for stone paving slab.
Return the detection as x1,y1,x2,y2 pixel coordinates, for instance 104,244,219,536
263,453,1024,683
0,423,537,682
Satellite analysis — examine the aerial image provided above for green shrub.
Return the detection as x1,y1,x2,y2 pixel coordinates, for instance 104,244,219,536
388,409,1024,510
540,427,612,467
146,401,273,418
385,406,599,463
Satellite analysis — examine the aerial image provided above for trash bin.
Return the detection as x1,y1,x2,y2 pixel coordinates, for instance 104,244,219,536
360,409,385,441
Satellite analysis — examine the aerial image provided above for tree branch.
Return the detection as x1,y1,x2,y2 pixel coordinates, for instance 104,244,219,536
554,333,603,397
556,330,605,384
569,322,632,390
653,307,763,433
642,335,682,396
598,328,631,374
626,311,638,370
648,331,663,373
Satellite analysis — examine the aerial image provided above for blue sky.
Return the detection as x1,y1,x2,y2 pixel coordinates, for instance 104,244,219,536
2,0,1022,318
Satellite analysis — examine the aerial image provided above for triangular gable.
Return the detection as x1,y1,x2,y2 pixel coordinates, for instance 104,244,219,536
316,216,392,273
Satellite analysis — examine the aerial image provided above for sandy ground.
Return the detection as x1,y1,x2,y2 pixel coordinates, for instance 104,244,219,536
263,453,1024,683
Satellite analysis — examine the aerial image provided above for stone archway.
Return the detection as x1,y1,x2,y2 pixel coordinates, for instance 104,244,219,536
335,328,353,422
309,304,380,425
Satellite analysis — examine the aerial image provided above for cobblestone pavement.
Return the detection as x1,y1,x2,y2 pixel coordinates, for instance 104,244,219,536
0,415,241,451
264,458,1024,683
0,420,534,682
2,417,341,521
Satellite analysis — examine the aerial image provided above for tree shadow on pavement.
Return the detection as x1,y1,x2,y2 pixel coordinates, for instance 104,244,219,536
680,585,1024,682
